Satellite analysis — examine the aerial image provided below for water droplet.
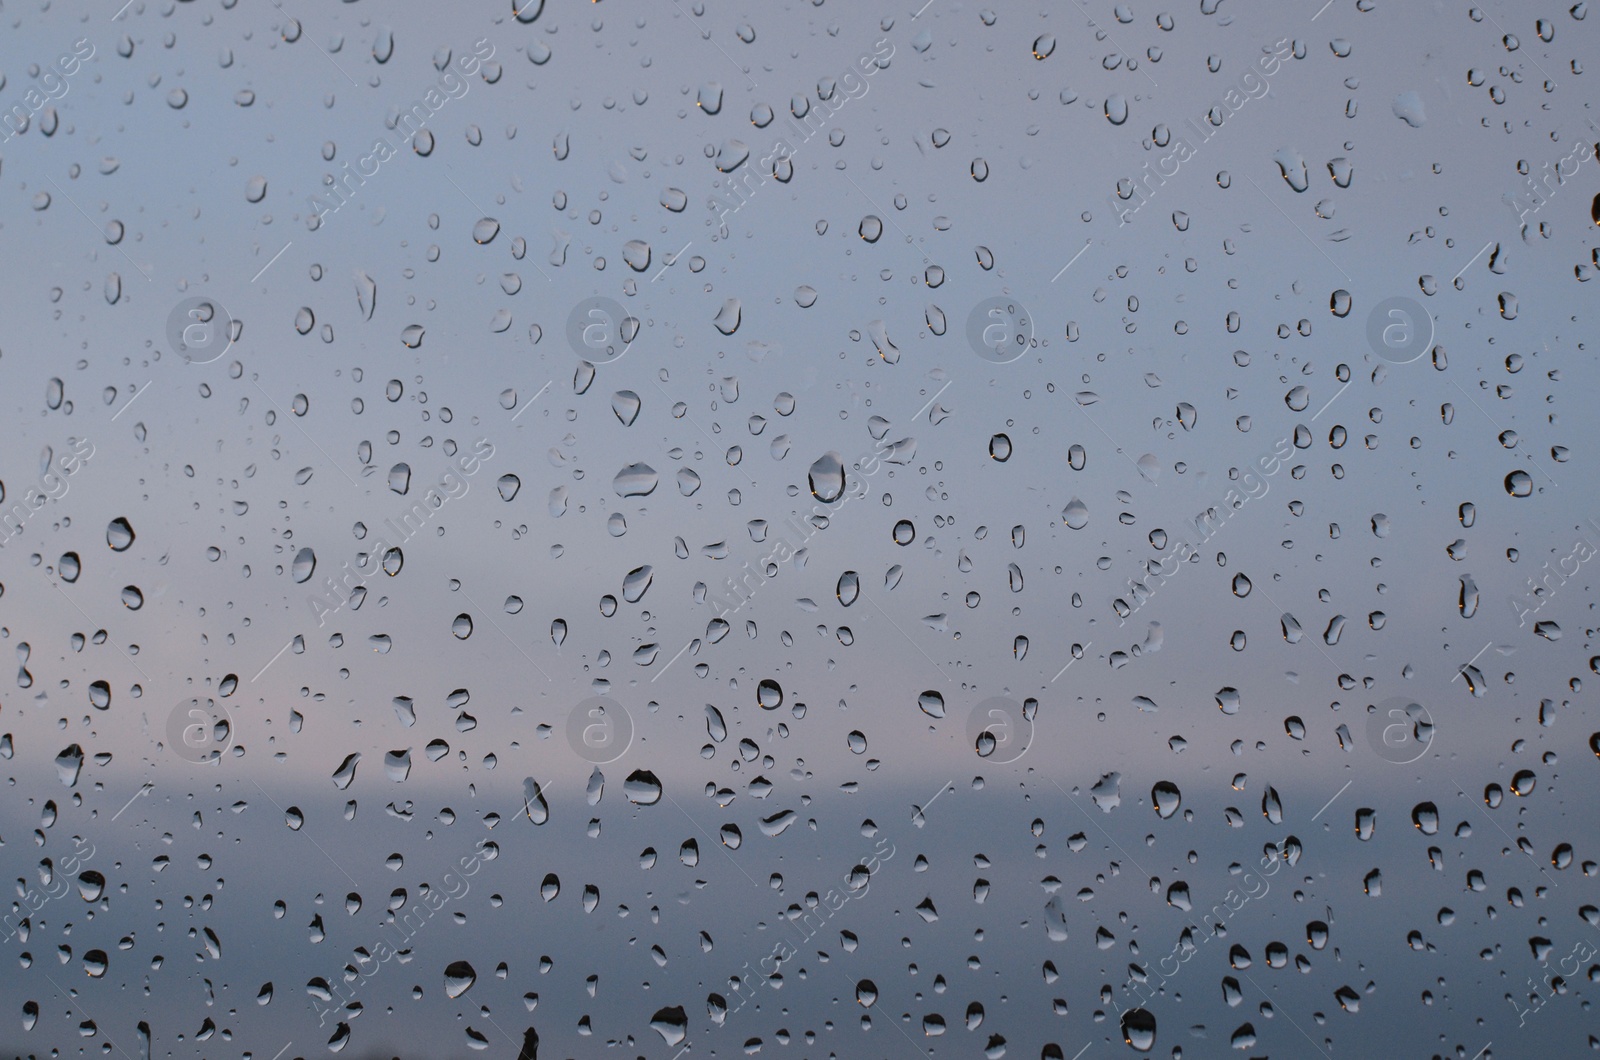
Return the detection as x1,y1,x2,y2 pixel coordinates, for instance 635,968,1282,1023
1391,90,1426,127
712,298,742,335
808,452,846,502
622,565,654,603
1505,470,1533,497
1062,498,1089,529
989,433,1012,461
1152,781,1182,819
650,1006,689,1047
624,769,663,805
444,960,477,999
614,463,659,496
1273,147,1310,191
523,777,550,824
106,517,135,551
452,613,473,639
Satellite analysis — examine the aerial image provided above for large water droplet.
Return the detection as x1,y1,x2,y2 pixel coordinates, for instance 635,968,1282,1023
614,463,659,496
1121,1007,1157,1051
1152,781,1182,819
713,298,742,335
624,770,663,805
808,452,846,501
106,517,135,551
444,960,477,999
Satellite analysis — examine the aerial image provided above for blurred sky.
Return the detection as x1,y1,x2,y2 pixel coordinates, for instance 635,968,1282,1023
0,1,1596,1058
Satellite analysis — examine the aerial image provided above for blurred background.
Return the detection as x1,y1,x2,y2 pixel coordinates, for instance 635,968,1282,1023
0,1,1596,1058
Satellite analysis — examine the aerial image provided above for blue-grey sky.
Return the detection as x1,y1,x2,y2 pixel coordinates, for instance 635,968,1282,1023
1,1,1596,1058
